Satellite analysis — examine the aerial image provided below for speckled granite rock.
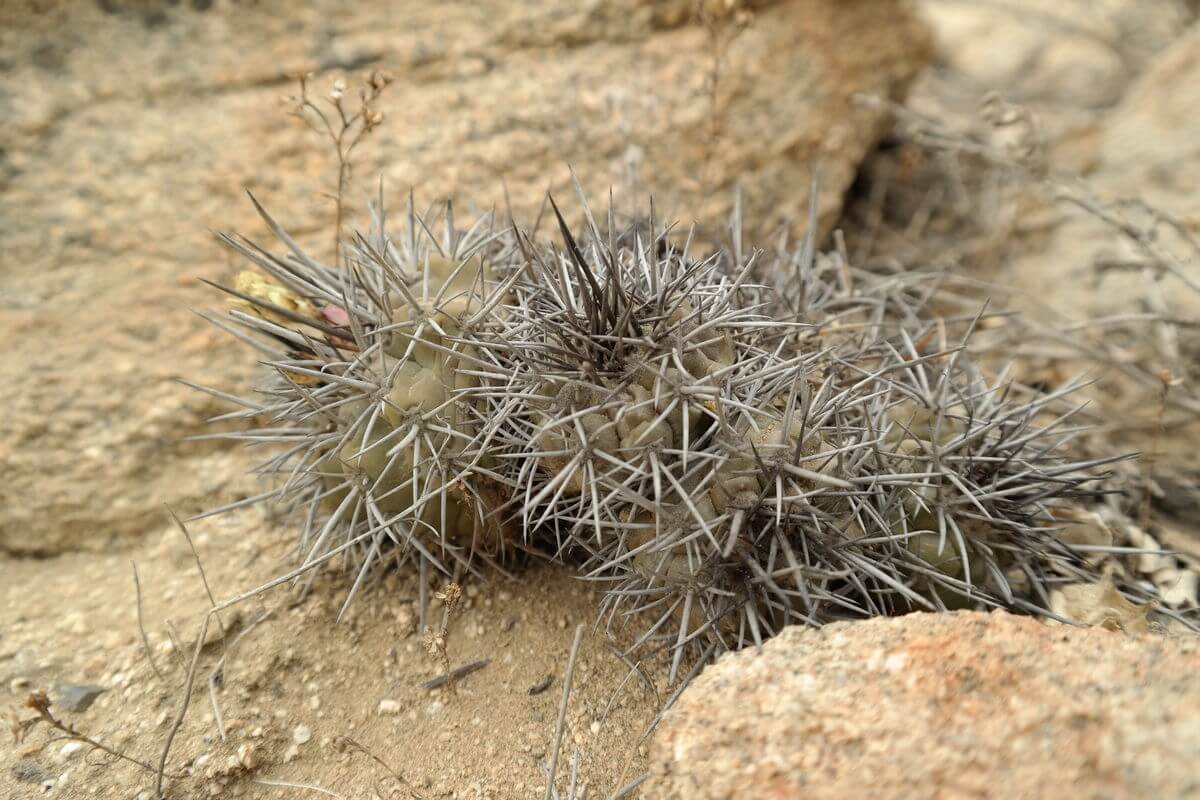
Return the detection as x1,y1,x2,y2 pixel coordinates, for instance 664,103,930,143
648,611,1200,799
0,0,930,554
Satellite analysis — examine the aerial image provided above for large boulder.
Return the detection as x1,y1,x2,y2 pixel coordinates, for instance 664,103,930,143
915,0,1189,113
0,0,931,555
1004,22,1200,322
648,611,1200,799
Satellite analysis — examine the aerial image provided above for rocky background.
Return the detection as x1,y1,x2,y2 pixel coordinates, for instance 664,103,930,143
0,0,928,556
1,1,1198,798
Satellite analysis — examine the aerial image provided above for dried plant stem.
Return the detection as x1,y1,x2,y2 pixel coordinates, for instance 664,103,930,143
157,614,210,798
167,506,225,638
418,658,490,690
16,691,177,780
131,560,165,682
339,736,424,799
422,583,462,695
607,775,648,800
253,778,345,798
546,624,586,800
1139,370,1174,531
696,3,751,199
285,71,392,267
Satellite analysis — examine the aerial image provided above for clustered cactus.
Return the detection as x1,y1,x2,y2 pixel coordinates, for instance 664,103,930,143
192,187,1178,670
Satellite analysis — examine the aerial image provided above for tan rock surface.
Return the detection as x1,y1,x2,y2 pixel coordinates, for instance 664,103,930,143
916,0,1190,113
648,611,1200,800
1005,23,1200,323
0,0,930,555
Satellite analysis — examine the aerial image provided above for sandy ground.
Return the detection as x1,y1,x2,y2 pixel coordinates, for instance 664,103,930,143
3,507,666,798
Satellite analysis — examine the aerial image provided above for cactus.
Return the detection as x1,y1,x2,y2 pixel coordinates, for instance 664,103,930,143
191,187,1183,669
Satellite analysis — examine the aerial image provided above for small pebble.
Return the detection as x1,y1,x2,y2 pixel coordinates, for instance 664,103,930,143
293,724,312,745
56,684,107,713
11,760,50,784
58,741,84,761
378,699,402,715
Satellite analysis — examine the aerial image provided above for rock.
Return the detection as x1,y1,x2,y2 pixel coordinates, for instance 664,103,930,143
1007,23,1200,310
378,698,402,715
647,611,1200,800
1049,571,1154,634
56,742,84,762
236,743,256,770
1087,22,1200,273
1153,470,1200,523
915,1,1189,113
0,0,929,554
1002,23,1200,438
292,724,312,745
55,684,106,713
10,761,50,785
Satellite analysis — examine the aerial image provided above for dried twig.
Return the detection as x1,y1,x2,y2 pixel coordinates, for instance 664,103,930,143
546,624,586,800
157,613,210,798
696,1,753,198
253,778,345,798
339,736,424,799
607,774,647,800
131,561,165,682
418,658,490,690
13,690,179,779
422,582,463,694
1140,370,1176,530
163,621,187,671
205,607,274,743
285,70,393,267
167,506,225,638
